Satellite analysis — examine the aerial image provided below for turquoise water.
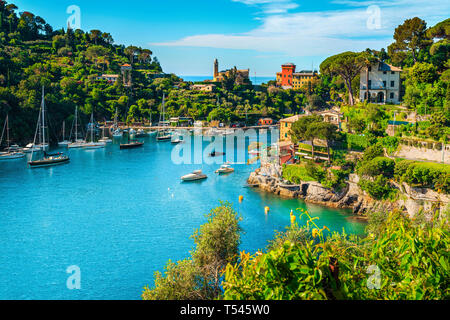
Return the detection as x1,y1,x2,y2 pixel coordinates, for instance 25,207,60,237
0,132,365,299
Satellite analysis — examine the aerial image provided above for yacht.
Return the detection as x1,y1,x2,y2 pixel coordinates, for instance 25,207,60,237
112,107,123,138
181,170,207,181
215,164,234,174
58,121,70,147
0,114,25,160
28,87,70,168
156,94,172,141
83,112,105,149
68,106,87,148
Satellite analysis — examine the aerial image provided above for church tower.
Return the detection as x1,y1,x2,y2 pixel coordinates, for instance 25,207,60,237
213,59,219,81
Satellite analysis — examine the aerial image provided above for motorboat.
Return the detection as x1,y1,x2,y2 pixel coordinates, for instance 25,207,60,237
209,150,225,157
171,138,183,144
112,129,123,138
248,149,260,156
135,129,148,137
215,164,234,174
181,170,207,181
120,140,144,149
22,143,48,153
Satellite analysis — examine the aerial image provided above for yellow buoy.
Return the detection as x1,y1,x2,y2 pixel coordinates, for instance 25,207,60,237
239,195,244,203
264,206,270,214
290,210,293,216
290,214,296,225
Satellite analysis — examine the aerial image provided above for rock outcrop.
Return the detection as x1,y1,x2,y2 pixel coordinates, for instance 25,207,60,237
247,170,449,219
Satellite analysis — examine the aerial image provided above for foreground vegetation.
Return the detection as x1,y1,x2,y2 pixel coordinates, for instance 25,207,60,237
143,203,449,300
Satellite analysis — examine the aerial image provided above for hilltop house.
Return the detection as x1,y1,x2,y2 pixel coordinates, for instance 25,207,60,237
276,63,318,90
96,74,119,83
213,59,250,85
359,61,402,104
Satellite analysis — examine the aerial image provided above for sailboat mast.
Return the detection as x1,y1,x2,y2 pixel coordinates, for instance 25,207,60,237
6,114,9,148
91,112,94,143
62,121,65,140
41,87,45,146
75,106,78,142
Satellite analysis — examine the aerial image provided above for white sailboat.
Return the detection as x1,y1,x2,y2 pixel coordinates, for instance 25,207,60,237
99,124,112,143
58,120,70,147
28,87,70,168
0,114,25,160
112,107,123,138
83,112,105,149
156,94,171,141
68,106,87,148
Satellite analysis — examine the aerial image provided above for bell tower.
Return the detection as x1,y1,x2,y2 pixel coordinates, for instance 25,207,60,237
213,59,219,81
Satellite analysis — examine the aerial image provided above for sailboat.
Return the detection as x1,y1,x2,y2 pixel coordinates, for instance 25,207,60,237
58,120,70,147
99,121,112,143
0,114,26,160
68,106,87,148
83,112,106,149
156,93,171,142
112,107,123,138
28,87,70,168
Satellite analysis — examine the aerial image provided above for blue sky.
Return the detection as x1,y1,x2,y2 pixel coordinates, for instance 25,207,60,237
12,0,450,77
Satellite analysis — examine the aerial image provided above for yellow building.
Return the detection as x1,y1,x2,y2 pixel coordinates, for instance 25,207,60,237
276,64,318,90
279,115,304,142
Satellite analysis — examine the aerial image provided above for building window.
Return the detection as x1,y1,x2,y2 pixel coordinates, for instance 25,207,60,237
383,71,387,74
391,81,395,87
391,71,395,75
368,66,372,72
285,133,288,138
368,80,372,88
383,81,386,88
285,123,288,128
390,92,394,99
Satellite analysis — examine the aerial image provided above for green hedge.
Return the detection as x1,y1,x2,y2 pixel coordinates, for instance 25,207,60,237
346,133,369,151
394,160,450,193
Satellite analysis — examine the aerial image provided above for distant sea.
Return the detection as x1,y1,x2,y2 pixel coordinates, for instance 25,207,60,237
180,75,275,85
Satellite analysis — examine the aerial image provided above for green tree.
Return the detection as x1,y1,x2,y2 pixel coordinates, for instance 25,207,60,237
142,203,242,300
320,52,371,105
388,17,431,65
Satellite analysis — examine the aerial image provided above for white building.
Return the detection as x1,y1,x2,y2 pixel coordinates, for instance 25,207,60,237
359,61,402,104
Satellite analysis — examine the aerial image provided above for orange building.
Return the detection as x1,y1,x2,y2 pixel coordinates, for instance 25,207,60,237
258,118,273,126
276,63,318,90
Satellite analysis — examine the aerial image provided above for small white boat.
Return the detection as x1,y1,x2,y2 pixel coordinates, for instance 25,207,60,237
112,129,123,138
215,164,234,174
181,170,208,181
68,140,87,149
22,143,48,153
58,140,70,147
248,149,260,156
99,137,112,143
83,142,106,149
0,152,25,160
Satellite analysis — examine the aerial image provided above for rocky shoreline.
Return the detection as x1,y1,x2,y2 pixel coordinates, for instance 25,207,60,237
247,168,449,219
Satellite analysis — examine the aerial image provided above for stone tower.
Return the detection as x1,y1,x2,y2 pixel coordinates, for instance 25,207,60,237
213,59,219,81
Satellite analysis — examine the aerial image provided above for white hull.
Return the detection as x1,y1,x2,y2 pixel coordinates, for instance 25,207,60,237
181,170,207,181
83,142,106,149
0,152,25,160
99,138,112,143
58,141,70,147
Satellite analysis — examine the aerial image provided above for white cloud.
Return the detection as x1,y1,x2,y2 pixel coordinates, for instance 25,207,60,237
232,0,299,14
152,0,450,57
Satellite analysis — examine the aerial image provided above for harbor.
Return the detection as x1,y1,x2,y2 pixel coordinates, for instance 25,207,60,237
0,131,365,300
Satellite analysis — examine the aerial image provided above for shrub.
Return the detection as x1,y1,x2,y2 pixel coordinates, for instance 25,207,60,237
358,157,396,178
358,175,394,200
